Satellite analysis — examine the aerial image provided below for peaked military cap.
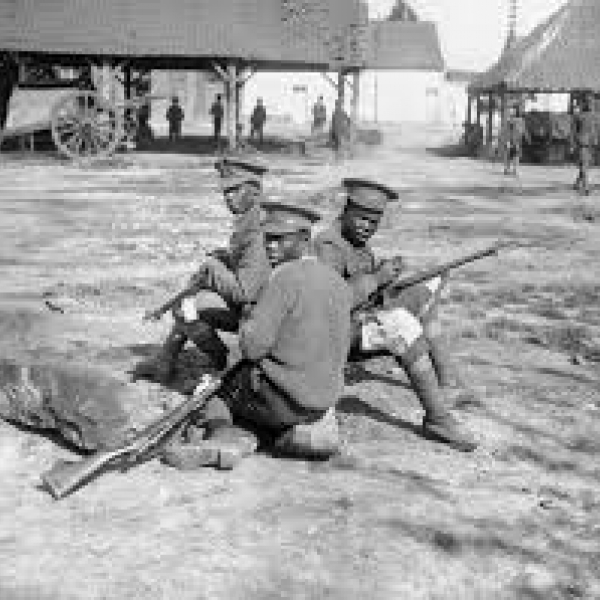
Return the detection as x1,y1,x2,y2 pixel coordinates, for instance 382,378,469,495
343,178,399,214
261,201,321,235
215,158,268,191
215,157,268,190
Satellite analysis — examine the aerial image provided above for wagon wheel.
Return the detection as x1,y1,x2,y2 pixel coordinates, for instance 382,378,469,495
50,91,123,160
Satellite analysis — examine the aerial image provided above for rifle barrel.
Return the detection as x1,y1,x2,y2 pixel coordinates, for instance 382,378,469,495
391,244,502,291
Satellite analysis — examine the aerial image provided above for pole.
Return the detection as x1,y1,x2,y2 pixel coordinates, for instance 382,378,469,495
226,63,236,150
487,92,494,148
350,70,360,148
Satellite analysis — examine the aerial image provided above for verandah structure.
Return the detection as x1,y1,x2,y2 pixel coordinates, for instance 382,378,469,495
466,0,600,156
0,0,368,158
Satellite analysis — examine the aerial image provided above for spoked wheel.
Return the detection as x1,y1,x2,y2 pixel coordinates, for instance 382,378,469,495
50,91,123,161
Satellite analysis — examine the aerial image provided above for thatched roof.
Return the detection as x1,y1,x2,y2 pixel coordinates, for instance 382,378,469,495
0,0,366,70
366,21,444,71
470,0,600,93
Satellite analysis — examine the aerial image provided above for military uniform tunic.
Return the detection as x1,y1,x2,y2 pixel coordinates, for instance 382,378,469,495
313,221,443,360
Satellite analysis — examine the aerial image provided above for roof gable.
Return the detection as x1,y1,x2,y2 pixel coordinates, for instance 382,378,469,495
471,0,600,92
366,21,444,72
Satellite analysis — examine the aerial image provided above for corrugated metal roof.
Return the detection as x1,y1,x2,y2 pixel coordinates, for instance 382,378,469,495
0,0,366,69
470,0,600,92
366,21,445,72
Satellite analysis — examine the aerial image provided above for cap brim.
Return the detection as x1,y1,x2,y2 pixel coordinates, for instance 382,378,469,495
220,175,261,191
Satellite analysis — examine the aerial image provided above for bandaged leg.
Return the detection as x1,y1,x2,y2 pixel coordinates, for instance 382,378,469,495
176,292,238,371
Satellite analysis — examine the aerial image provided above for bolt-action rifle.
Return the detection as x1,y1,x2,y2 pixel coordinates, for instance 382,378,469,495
358,240,516,311
40,365,235,500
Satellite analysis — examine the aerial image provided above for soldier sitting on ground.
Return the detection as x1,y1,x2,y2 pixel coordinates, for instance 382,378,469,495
163,202,352,470
312,178,478,452
134,159,271,384
571,94,598,196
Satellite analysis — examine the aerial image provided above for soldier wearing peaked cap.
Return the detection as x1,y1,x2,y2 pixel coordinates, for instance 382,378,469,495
312,178,478,452
163,202,353,470
135,158,271,385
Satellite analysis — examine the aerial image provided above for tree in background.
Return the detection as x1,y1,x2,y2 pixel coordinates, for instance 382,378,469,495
387,1,419,22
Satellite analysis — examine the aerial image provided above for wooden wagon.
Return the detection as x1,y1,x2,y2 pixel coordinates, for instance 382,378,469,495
0,0,368,161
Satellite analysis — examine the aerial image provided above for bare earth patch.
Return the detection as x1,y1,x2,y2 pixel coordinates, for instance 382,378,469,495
0,127,599,599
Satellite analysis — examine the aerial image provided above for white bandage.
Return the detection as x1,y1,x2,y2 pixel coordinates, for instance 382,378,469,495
181,297,198,323
361,307,423,352
425,276,442,294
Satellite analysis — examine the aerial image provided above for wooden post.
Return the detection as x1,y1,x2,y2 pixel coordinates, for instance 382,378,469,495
350,70,360,148
487,92,494,147
466,94,472,125
124,65,132,101
235,76,242,141
226,63,237,150
337,70,345,106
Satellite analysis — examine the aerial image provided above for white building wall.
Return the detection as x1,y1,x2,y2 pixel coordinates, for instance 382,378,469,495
244,70,448,127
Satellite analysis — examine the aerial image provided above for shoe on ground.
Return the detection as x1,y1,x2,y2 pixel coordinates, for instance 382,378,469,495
422,413,478,453
274,408,340,460
162,425,258,471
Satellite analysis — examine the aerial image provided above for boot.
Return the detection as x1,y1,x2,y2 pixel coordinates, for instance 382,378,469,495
190,324,229,372
428,336,474,408
274,408,340,460
133,329,186,384
402,355,478,452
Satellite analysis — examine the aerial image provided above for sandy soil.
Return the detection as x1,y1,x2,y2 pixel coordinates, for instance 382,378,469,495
0,126,599,599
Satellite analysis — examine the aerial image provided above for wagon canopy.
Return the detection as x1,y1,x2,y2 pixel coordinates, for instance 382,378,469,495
0,0,367,70
470,0,600,93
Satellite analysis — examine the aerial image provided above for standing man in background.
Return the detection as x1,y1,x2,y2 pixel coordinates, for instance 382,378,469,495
166,96,184,142
250,98,267,146
210,94,224,147
501,104,529,177
330,99,350,159
312,96,327,134
571,93,598,196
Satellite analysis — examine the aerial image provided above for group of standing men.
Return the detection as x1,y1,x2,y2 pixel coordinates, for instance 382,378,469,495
136,158,478,471
501,93,599,195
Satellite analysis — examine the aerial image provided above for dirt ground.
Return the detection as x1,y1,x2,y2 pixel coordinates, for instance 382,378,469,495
0,126,599,599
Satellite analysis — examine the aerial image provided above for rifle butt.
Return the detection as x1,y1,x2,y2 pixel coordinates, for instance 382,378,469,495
41,450,123,500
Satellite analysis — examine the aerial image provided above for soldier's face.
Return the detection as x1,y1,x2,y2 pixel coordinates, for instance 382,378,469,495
265,232,304,267
223,184,255,215
341,206,382,246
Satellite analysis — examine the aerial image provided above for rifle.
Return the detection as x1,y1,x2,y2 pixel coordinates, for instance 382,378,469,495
358,240,515,311
143,285,198,322
40,365,234,500
143,250,230,322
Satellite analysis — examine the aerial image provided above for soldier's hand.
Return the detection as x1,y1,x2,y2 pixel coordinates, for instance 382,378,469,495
375,256,405,287
207,248,230,265
188,265,209,290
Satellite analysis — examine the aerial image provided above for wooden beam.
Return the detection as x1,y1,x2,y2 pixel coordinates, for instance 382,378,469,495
321,72,338,90
211,62,231,83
